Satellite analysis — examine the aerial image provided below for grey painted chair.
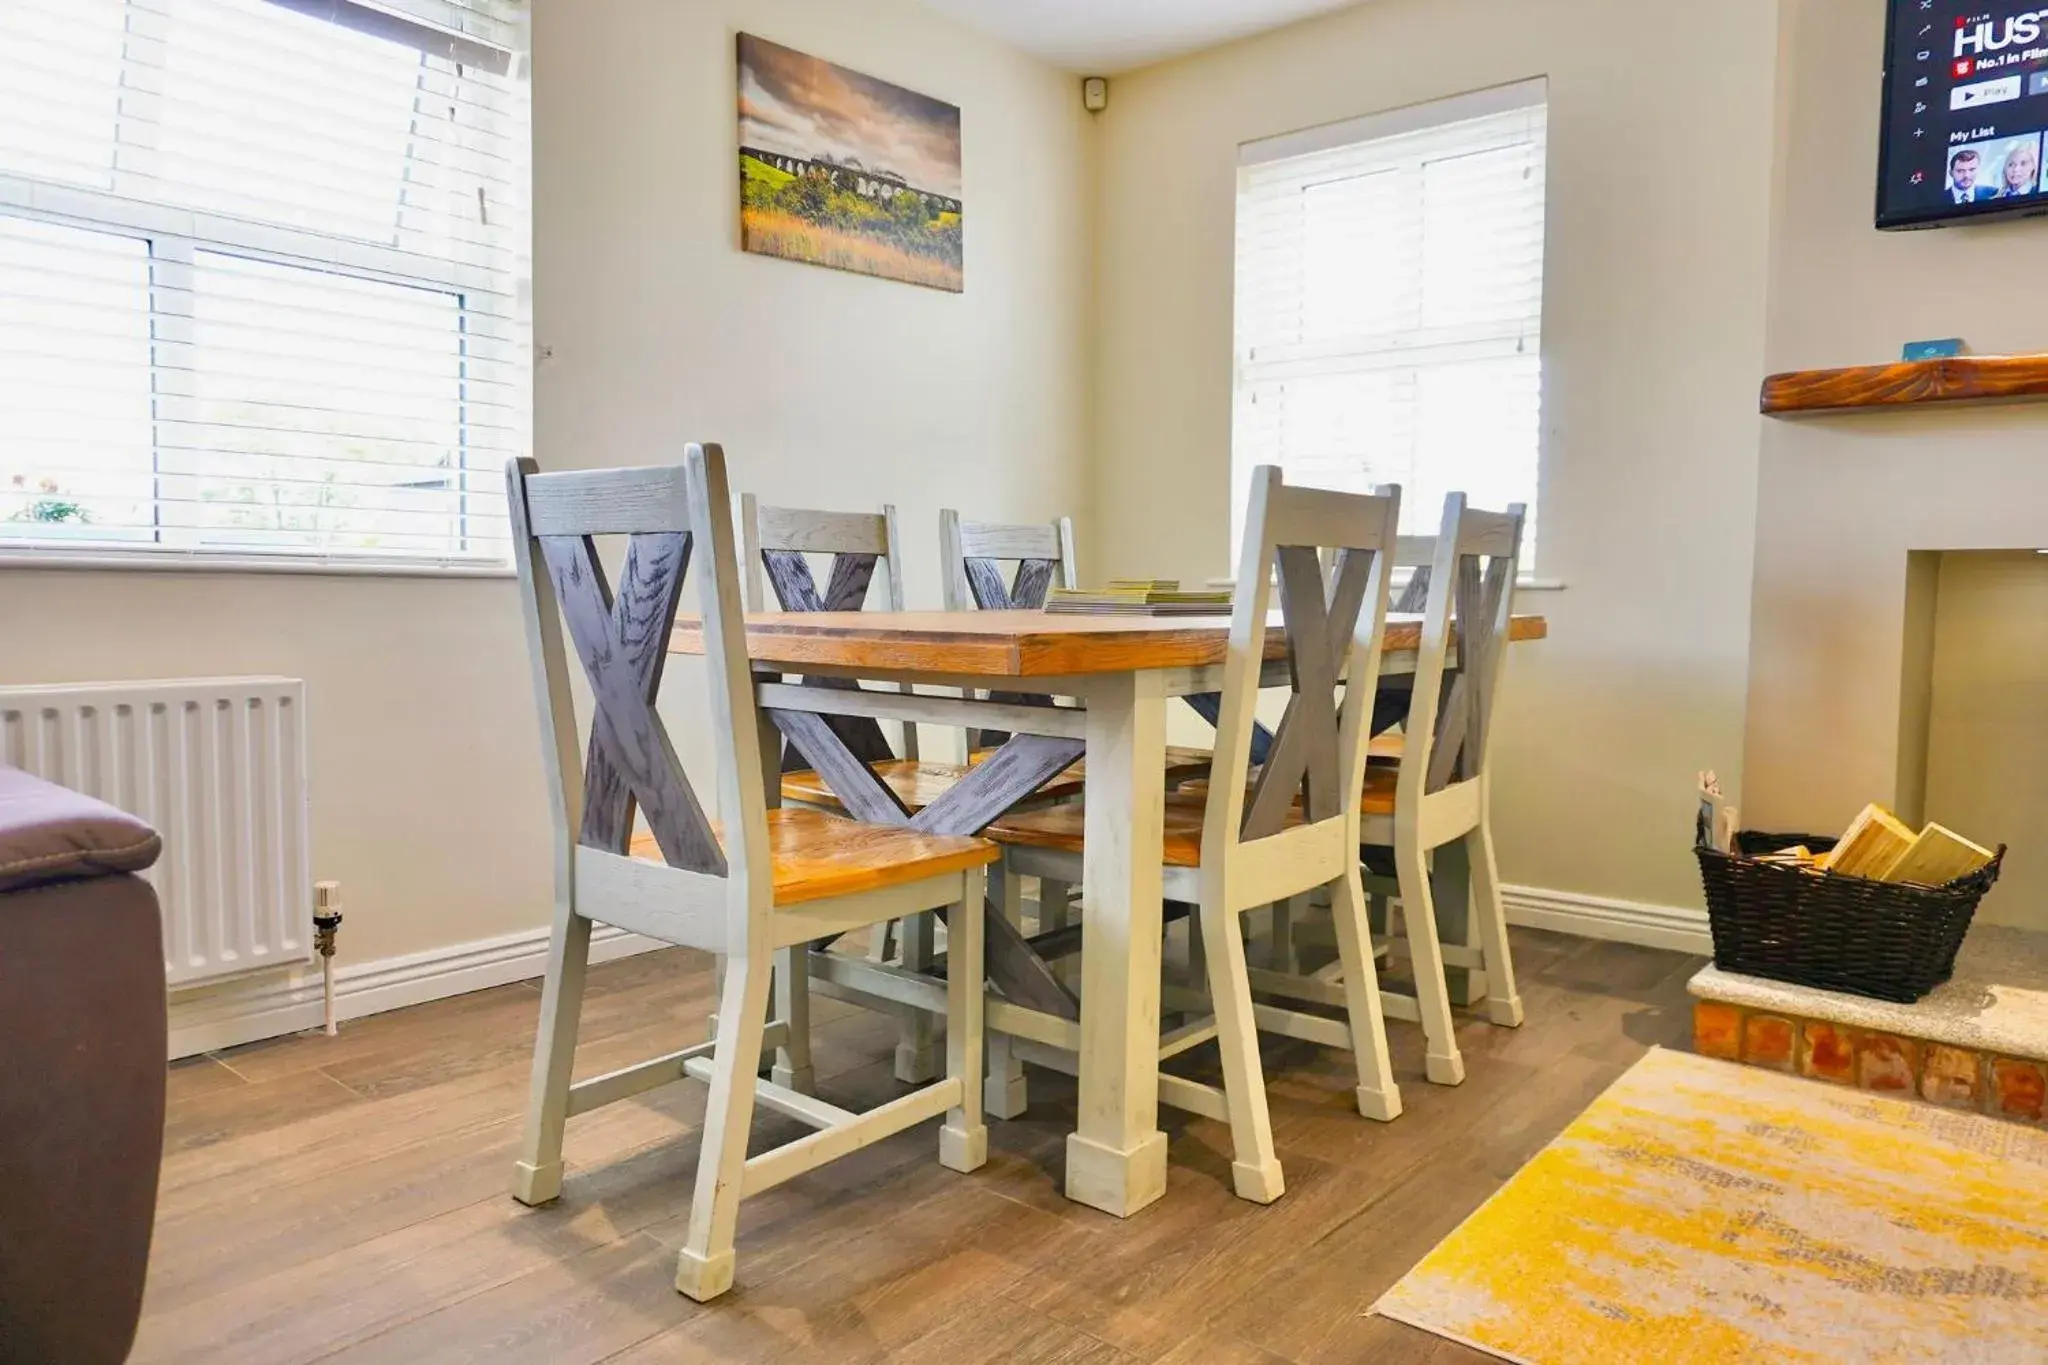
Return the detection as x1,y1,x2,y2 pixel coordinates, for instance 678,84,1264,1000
937,508,1215,1119
505,449,995,1302
740,494,976,1085
987,469,1407,1200
1253,495,1529,1091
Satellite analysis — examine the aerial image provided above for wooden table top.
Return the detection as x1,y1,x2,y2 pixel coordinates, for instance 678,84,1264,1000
669,609,1549,678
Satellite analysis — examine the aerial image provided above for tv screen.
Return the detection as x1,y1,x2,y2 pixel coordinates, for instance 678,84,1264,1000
1878,1,2048,229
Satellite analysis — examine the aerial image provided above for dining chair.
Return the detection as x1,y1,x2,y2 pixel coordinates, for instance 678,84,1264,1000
985,470,1406,1201
1251,495,1528,1089
504,450,995,1302
742,494,993,1086
935,507,1219,881
1370,497,1528,1074
939,507,1215,1118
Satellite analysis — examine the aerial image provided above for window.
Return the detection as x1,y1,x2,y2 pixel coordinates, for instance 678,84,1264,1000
1233,81,1547,562
0,0,528,567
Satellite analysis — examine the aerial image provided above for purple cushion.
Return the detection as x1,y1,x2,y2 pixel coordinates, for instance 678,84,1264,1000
0,766,161,893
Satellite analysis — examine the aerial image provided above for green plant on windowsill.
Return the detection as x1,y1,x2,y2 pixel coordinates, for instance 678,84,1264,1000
6,475,90,525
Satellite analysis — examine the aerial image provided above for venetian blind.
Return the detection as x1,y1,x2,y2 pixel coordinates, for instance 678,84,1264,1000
1232,81,1548,560
0,0,529,567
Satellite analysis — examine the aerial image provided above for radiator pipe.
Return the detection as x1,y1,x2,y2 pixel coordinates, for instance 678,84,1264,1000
313,881,343,1036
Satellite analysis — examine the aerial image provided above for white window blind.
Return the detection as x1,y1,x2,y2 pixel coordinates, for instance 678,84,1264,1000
0,0,529,568
1233,82,1547,561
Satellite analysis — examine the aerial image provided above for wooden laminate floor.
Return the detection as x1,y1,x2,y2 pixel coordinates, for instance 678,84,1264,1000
133,929,1701,1365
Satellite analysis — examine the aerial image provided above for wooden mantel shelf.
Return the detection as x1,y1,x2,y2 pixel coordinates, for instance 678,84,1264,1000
1761,353,2048,416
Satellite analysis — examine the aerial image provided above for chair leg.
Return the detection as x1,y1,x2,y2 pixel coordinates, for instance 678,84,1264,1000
894,912,939,1084
1328,869,1403,1121
1185,907,1208,993
1038,878,1070,933
1466,822,1523,1027
511,906,591,1206
1268,896,1300,972
985,868,1029,1119
676,952,773,1303
941,871,989,1173
705,953,725,1044
1393,840,1466,1086
1200,895,1283,1203
771,946,816,1093
867,920,897,964
984,1032,1028,1119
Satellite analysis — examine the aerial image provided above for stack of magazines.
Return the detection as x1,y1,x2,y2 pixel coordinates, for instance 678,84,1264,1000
1044,580,1233,617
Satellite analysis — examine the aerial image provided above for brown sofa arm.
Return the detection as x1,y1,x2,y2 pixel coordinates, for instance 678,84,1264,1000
0,774,167,1365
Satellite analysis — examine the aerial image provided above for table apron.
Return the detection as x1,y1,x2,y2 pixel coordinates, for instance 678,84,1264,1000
754,680,1087,740
745,649,1426,703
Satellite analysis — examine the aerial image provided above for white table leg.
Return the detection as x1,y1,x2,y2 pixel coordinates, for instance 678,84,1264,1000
1066,669,1169,1217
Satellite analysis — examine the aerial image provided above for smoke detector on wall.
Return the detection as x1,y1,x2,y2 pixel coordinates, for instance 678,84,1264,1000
1083,76,1109,113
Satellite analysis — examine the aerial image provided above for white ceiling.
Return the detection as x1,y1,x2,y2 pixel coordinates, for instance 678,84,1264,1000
918,0,1362,74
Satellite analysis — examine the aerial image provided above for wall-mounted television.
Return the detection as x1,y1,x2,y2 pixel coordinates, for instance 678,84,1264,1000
1878,1,2048,229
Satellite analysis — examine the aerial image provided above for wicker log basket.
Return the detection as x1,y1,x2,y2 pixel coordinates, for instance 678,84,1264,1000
1695,829,2005,1005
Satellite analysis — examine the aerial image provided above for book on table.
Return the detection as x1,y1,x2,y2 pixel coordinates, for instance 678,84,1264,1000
1045,580,1233,617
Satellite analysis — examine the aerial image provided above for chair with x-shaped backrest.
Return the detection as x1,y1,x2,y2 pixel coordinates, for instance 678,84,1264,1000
932,508,1088,788
937,506,1216,872
742,494,925,774
937,508,1222,1119
505,449,995,1302
1365,495,1527,1080
987,469,1406,1200
1247,494,1527,1090
741,494,999,1086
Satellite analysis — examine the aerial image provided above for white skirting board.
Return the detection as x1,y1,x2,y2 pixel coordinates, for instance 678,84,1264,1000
167,923,667,1060
166,883,1708,1059
1503,884,1712,956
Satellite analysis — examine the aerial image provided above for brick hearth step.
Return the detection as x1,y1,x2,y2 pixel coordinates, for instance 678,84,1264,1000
1689,924,2048,1125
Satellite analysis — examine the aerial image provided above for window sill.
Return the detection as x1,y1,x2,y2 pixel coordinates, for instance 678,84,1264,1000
0,547,515,580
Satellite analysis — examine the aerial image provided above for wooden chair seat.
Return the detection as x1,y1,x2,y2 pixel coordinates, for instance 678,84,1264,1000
1174,766,1398,818
779,758,979,812
631,807,997,907
782,745,1214,813
970,744,1216,786
987,790,1316,869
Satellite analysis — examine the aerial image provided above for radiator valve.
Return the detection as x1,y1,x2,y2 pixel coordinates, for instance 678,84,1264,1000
314,880,343,1036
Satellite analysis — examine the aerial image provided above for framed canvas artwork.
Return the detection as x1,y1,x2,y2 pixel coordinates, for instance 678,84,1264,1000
737,34,964,292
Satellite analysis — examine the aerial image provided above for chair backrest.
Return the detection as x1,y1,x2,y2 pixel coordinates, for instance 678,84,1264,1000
1204,467,1400,867
1390,535,1439,614
939,511,1079,612
742,496,909,614
507,448,771,948
1396,495,1526,798
741,495,911,767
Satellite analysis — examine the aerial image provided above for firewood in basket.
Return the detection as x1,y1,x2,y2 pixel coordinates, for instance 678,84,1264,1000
1818,803,1915,879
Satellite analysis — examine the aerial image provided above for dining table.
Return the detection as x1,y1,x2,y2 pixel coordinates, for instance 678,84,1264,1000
669,607,1548,1218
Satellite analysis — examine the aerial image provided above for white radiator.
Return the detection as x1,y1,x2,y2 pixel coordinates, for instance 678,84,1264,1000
0,678,313,989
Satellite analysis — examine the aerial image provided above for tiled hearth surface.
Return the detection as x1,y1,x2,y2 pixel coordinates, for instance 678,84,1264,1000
1690,925,2048,1125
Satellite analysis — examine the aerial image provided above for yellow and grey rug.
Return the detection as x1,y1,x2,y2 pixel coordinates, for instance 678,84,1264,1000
1373,1047,2048,1364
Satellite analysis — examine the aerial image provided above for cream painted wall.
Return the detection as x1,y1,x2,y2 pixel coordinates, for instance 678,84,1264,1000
1925,553,2048,929
0,0,1092,980
1087,0,1782,909
1744,0,2048,923
533,0,1095,780
0,570,543,967
532,0,1094,597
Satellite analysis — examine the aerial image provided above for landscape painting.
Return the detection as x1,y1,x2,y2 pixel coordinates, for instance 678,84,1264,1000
738,34,964,292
